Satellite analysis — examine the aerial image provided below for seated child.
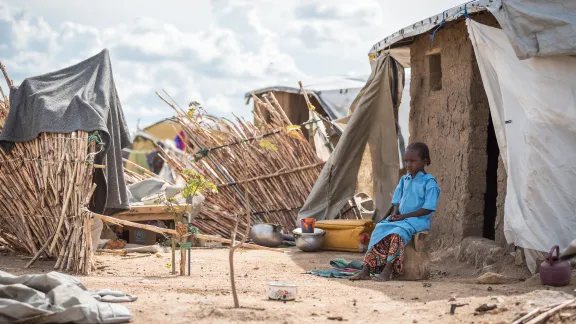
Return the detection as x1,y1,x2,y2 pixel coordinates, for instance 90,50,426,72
350,142,440,281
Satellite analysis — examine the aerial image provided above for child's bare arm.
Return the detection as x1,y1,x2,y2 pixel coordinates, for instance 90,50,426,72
389,208,433,221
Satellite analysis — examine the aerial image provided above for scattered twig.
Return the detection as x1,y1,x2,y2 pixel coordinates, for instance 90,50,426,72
526,299,576,324
25,233,56,269
97,249,128,256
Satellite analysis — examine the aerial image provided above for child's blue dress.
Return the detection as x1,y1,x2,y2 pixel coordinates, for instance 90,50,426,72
368,171,440,249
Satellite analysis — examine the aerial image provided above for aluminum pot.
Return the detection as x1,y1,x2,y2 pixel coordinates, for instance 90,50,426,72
293,228,325,252
250,223,283,248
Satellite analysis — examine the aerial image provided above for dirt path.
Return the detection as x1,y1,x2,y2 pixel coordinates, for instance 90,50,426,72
1,248,575,323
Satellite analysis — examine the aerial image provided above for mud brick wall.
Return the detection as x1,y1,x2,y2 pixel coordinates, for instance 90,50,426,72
495,156,507,246
408,13,502,248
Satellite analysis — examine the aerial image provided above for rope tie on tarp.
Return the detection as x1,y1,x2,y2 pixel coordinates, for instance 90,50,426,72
464,3,470,19
430,11,447,40
86,131,105,164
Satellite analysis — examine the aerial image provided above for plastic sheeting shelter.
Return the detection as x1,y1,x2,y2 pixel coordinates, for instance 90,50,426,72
468,20,576,267
370,0,576,61
298,56,404,222
246,76,367,121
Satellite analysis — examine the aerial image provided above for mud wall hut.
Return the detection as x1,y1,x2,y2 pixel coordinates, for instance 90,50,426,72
370,5,507,249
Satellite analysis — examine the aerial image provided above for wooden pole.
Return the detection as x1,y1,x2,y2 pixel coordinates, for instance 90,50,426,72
49,163,79,253
88,210,283,253
217,162,325,187
230,151,253,308
171,239,176,275
0,61,14,89
179,241,186,276
123,158,171,183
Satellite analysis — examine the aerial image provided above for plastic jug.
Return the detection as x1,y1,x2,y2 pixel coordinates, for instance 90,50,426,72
300,218,316,233
540,245,571,287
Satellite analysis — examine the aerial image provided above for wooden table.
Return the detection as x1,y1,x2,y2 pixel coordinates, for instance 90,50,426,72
114,204,193,222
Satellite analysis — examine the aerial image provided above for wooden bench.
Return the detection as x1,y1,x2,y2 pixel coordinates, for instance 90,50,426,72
397,230,430,280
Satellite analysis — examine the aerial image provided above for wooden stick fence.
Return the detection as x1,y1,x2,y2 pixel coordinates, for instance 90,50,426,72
0,65,98,275
156,91,323,238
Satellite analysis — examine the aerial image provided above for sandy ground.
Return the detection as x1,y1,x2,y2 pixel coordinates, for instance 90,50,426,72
1,247,575,324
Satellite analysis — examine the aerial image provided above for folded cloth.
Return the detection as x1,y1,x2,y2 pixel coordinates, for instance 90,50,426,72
329,258,363,270
307,268,360,279
0,271,134,323
307,258,365,279
90,289,138,303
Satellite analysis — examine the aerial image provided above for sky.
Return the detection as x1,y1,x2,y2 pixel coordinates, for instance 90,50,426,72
0,0,464,134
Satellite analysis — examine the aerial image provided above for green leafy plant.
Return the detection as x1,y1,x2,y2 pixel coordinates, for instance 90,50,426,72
160,168,218,275
181,169,218,198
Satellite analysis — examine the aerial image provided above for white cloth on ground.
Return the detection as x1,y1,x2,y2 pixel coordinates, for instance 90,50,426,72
0,271,134,323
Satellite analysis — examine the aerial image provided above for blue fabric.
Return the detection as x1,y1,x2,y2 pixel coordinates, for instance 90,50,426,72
368,172,440,248
308,258,364,279
329,258,363,270
307,269,358,279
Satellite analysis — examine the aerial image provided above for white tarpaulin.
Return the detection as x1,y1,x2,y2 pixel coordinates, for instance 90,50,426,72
308,111,331,162
467,20,576,256
489,0,576,59
246,76,366,120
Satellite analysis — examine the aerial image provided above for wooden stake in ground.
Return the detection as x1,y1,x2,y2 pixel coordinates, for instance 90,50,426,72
171,239,176,275
229,171,252,308
180,243,186,276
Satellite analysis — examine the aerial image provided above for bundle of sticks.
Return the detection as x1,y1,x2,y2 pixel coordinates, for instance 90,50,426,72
513,298,576,324
156,92,323,238
0,66,98,274
123,159,156,185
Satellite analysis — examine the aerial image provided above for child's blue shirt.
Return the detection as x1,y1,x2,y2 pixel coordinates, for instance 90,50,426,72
368,171,441,248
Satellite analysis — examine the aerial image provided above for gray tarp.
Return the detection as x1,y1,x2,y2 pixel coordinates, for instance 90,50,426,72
490,0,576,59
298,55,404,222
0,271,134,323
0,49,131,215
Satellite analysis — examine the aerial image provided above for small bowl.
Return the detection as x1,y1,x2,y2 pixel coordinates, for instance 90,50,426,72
293,228,325,252
267,282,297,301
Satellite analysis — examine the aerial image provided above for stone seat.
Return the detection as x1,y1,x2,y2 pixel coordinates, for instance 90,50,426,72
396,230,430,280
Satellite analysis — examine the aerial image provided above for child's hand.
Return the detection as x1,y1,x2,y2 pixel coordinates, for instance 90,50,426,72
389,214,405,222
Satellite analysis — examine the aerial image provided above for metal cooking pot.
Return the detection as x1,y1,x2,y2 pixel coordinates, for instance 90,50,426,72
250,223,283,248
293,228,325,252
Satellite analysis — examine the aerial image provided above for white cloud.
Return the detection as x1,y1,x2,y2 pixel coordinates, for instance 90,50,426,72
0,0,465,134
205,94,234,114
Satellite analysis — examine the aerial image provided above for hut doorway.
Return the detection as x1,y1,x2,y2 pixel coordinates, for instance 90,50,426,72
483,115,499,240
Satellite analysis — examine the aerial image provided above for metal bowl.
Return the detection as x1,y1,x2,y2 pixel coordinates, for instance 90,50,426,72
292,228,325,252
250,224,283,248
